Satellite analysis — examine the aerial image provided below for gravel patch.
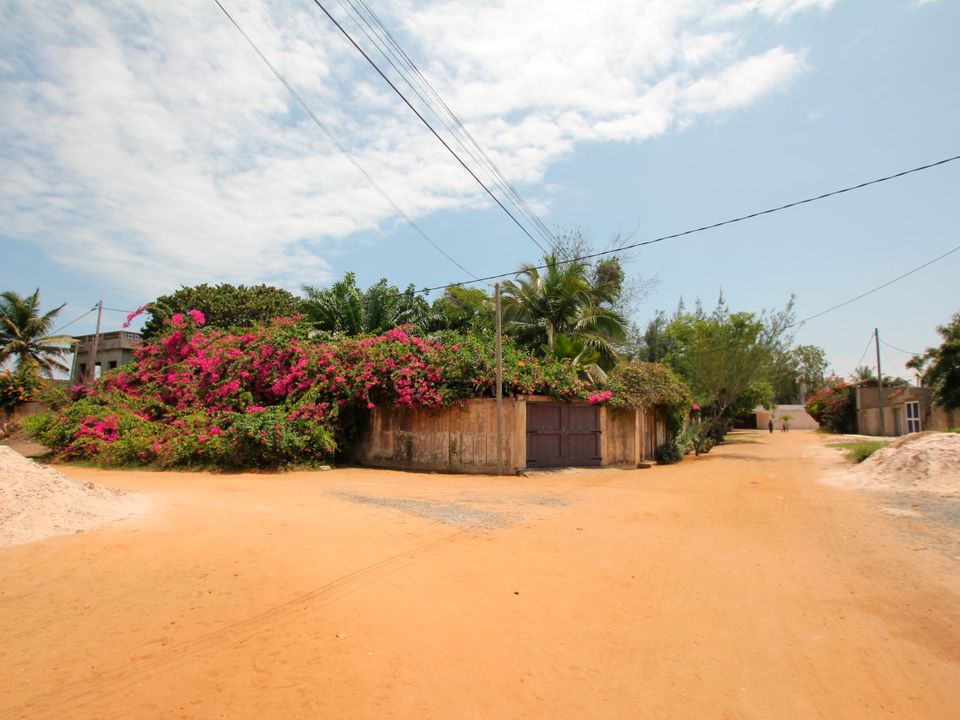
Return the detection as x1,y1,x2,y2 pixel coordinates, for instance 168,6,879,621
331,491,510,529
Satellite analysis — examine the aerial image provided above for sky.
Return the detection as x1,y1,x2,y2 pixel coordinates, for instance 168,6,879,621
1,0,957,382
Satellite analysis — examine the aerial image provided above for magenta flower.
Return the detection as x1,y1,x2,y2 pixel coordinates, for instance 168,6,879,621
188,309,206,326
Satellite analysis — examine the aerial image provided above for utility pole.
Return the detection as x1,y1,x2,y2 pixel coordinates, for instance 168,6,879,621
875,327,886,437
495,283,504,476
88,300,103,383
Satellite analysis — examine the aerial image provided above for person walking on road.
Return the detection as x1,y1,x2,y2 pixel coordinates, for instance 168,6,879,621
768,418,774,434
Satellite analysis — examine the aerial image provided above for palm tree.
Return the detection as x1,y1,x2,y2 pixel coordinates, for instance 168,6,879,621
501,252,627,370
0,289,73,378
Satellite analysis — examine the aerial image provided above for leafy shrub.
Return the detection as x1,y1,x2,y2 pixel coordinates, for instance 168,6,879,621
655,438,684,464
806,381,856,433
28,315,596,469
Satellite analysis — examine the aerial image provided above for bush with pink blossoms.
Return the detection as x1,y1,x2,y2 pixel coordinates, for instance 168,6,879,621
25,313,603,469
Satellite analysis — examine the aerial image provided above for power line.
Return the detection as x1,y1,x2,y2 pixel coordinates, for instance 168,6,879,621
103,307,136,314
308,0,551,255
49,306,97,337
880,338,922,356
854,332,875,370
339,0,557,249
790,243,960,327
421,153,960,294
211,0,478,280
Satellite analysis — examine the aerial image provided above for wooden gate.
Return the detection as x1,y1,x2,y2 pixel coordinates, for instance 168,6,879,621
526,403,600,468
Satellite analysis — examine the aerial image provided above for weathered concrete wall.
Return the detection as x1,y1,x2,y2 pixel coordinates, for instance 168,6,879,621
600,407,635,467
356,397,671,473
354,397,525,474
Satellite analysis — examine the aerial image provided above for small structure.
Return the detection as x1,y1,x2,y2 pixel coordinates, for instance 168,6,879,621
354,395,671,474
855,383,957,436
70,331,142,384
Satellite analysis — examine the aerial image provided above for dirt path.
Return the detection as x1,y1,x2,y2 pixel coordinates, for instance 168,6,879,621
1,430,958,719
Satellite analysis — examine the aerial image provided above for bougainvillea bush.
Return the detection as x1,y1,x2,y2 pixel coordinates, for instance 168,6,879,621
25,314,593,469
805,380,856,433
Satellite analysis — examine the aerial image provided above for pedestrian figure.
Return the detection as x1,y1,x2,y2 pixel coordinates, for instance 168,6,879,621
768,418,774,434
781,418,789,432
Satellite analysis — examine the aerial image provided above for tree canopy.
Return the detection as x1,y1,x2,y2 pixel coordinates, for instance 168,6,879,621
910,312,960,410
140,283,302,340
0,289,73,379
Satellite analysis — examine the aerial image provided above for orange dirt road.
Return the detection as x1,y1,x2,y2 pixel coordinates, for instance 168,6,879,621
2,430,958,719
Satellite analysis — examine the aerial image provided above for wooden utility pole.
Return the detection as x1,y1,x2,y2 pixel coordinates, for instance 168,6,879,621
875,327,886,437
88,300,104,383
495,283,504,476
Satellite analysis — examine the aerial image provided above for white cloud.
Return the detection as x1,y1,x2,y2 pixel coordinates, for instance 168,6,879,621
0,0,833,295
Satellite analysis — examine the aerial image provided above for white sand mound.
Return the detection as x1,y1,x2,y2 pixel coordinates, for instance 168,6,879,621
843,432,960,493
0,446,146,547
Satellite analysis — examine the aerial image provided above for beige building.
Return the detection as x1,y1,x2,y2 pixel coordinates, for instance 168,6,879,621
855,382,957,436
70,331,142,384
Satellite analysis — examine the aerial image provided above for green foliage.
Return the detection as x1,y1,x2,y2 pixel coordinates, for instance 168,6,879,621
830,440,889,463
805,380,856,433
654,438,684,464
0,289,73,379
301,273,433,335
140,283,302,340
910,312,960,411
663,300,787,421
501,246,627,371
605,361,690,412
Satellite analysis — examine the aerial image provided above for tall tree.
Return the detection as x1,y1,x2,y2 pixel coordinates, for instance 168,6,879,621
140,283,302,340
909,312,960,410
500,250,627,369
660,297,796,447
302,273,433,335
0,289,73,378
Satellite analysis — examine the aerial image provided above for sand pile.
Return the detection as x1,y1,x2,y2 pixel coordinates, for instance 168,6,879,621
841,432,960,493
0,446,146,547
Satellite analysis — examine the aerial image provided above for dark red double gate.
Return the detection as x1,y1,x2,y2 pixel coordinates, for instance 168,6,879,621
525,403,600,468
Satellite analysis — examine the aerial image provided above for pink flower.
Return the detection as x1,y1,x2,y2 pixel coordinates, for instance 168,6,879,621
248,405,265,413
123,305,149,329
188,309,206,326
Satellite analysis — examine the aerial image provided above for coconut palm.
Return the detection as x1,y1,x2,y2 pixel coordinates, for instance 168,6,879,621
0,289,73,378
501,252,627,370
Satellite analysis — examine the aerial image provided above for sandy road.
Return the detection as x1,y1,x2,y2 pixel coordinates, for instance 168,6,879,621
1,430,958,719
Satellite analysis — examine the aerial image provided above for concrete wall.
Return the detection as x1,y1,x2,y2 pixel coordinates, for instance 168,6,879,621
355,397,670,473
354,397,525,474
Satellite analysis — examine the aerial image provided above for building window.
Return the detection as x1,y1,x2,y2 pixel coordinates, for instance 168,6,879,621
109,360,118,370
905,401,922,434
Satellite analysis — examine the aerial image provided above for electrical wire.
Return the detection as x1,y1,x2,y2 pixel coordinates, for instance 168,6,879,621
854,332,875,372
48,307,97,337
880,338,922,356
103,307,136,314
308,0,551,254
338,0,557,250
789,243,960,327
211,0,478,280
421,154,960,294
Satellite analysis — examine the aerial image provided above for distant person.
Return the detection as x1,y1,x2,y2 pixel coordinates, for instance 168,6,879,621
781,418,789,432
768,418,774,434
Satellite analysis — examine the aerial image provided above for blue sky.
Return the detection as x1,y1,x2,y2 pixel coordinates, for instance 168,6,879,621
1,0,957,382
